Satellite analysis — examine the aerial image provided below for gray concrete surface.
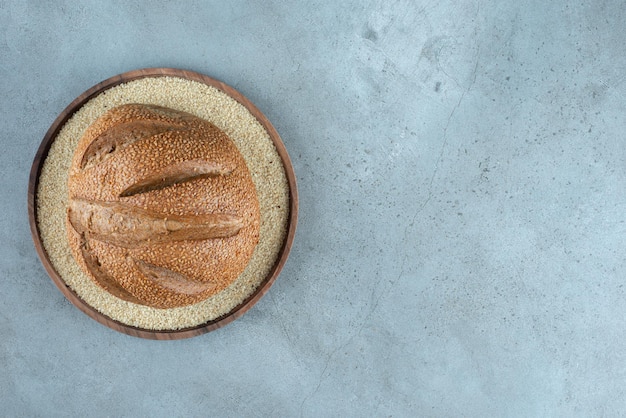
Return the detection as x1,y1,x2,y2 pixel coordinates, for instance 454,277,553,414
2,0,625,416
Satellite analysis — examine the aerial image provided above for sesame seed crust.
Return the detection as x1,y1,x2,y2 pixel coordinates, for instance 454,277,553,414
67,104,260,309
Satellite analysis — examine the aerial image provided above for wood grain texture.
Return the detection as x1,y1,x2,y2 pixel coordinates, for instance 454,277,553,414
28,68,298,340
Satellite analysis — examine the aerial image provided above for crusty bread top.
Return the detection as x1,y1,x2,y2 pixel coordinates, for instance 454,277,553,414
66,104,260,309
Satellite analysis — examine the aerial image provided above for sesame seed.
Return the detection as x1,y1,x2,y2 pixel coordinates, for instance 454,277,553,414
36,76,289,330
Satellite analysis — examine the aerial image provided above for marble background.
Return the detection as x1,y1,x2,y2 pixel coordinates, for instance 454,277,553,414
2,1,625,416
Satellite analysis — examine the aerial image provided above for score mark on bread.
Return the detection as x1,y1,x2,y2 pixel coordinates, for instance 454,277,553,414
66,104,260,309
118,158,235,197
68,199,243,248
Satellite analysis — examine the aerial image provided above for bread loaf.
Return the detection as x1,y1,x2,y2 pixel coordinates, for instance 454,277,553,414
66,104,260,308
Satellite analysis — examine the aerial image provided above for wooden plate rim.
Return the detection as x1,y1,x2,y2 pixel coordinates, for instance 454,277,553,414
27,68,298,340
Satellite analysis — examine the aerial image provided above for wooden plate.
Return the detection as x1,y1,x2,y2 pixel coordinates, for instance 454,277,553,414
27,68,298,340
